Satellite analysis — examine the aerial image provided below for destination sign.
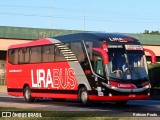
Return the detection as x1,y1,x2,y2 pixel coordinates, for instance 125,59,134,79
125,45,143,50
108,45,123,48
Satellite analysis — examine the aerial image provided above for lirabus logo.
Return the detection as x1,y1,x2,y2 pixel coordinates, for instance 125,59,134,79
31,68,76,89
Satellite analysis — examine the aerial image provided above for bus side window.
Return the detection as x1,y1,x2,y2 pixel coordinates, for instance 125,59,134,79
92,51,104,76
42,45,54,62
96,58,104,76
49,45,54,62
55,46,66,62
19,48,25,64
85,42,93,60
8,49,18,64
24,48,30,63
8,50,12,64
30,47,42,63
70,42,85,62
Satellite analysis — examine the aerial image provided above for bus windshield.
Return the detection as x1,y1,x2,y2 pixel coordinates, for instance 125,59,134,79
106,46,148,80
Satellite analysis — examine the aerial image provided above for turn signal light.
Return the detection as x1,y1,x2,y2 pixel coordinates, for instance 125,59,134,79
85,70,91,74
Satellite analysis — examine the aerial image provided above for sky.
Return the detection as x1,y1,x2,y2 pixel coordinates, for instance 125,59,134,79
0,0,160,33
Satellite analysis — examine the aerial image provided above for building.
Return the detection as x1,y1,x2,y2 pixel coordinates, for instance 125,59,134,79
0,26,160,85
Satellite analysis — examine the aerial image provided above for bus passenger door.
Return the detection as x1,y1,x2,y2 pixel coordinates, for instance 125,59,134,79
91,48,109,96
92,48,108,77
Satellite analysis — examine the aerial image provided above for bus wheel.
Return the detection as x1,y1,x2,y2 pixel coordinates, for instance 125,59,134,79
78,87,89,106
23,86,35,103
115,101,127,106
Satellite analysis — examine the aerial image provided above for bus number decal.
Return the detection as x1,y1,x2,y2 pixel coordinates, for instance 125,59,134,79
31,68,76,89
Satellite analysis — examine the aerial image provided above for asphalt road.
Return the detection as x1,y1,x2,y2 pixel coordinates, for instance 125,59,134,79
0,93,160,117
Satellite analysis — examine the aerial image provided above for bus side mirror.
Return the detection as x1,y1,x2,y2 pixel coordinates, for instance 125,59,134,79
92,48,109,64
144,48,156,64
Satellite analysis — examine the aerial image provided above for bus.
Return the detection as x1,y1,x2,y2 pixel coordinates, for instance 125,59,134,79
6,32,150,105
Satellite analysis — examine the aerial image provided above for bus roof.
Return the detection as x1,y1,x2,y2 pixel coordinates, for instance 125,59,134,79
8,32,140,49
52,32,140,43
8,38,52,49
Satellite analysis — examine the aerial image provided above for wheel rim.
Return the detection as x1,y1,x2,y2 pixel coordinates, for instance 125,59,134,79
25,88,30,100
81,91,88,103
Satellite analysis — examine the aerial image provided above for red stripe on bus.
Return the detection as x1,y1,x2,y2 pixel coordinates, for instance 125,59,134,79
89,95,149,101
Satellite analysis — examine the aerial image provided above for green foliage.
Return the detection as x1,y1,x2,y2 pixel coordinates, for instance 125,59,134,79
143,30,160,35
148,63,160,87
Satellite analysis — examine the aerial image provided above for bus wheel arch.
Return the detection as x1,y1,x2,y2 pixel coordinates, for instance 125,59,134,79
23,84,35,103
78,84,89,106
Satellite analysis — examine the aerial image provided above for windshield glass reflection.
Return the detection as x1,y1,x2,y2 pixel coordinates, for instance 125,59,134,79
106,47,148,80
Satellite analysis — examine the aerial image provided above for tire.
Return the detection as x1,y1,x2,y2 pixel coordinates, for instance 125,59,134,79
78,86,89,106
115,101,127,106
23,86,35,103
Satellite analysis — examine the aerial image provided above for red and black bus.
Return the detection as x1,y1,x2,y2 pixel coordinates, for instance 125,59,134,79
6,32,150,105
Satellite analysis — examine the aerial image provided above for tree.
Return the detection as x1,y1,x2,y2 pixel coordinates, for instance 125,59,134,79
143,30,160,35
144,30,149,34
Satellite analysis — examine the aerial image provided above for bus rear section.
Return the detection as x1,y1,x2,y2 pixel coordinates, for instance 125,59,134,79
6,32,150,105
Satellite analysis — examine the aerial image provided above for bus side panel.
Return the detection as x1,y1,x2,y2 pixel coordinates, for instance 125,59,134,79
7,63,24,96
31,93,77,99
7,62,79,98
